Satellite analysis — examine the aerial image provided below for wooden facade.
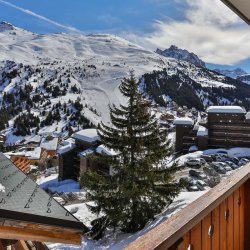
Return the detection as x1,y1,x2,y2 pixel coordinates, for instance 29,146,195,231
126,164,250,250
58,129,102,180
58,149,79,181
175,108,250,151
175,125,196,152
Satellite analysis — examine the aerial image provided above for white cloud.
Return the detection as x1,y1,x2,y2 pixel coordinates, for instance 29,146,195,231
0,0,82,33
184,0,240,27
131,0,250,65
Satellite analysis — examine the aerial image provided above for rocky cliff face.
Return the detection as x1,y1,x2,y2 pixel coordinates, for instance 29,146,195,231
156,45,206,68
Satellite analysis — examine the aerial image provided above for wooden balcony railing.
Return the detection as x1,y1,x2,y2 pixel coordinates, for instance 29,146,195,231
210,125,250,132
126,164,250,250
183,136,196,141
210,132,250,139
209,138,250,147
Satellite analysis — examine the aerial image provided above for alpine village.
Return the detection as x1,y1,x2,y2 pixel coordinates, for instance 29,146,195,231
1,0,250,249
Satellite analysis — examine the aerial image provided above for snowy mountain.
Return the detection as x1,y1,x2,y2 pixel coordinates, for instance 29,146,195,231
156,45,206,68
141,68,250,111
1,22,250,144
214,68,247,79
237,74,250,84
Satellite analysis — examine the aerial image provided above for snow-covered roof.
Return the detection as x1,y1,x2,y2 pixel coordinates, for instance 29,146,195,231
26,147,42,160
58,143,76,155
5,147,42,160
96,144,117,156
0,183,5,193
40,137,59,151
27,135,41,143
173,117,194,126
72,129,100,143
197,126,208,137
207,106,246,114
79,148,95,157
57,138,76,154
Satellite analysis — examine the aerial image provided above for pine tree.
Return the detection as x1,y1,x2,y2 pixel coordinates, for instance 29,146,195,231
80,72,180,239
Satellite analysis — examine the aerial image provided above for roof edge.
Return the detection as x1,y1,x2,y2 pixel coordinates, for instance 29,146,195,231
221,0,250,25
0,208,87,232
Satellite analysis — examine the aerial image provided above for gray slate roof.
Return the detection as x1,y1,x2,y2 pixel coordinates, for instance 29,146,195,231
0,153,84,230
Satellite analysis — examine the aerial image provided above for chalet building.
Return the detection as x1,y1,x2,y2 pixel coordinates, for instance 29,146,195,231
0,152,85,248
174,106,250,152
174,117,195,152
80,144,116,175
58,129,101,180
24,134,42,147
58,129,116,180
5,147,42,174
40,136,59,157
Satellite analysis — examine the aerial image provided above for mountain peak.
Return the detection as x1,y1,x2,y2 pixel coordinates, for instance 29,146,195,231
0,21,15,32
156,45,206,68
169,45,178,50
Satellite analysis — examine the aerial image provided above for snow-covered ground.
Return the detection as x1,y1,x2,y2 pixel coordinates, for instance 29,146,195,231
204,147,250,158
37,174,82,193
37,173,207,250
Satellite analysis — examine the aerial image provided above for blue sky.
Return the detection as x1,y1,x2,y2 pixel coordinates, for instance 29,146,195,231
0,0,183,34
1,0,250,71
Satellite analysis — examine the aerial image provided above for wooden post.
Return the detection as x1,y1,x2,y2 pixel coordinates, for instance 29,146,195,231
211,206,220,250
244,180,250,250
190,222,202,249
177,232,190,250
219,199,227,250
0,241,4,250
202,213,212,250
14,241,29,250
227,194,234,249
233,189,240,250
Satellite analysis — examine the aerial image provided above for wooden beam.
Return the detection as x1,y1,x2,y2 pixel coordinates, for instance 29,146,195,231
0,240,4,250
220,0,250,25
14,241,29,250
0,225,82,245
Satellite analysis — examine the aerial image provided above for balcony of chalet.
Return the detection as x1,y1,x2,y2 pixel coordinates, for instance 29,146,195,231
208,138,250,148
209,124,250,132
126,163,250,250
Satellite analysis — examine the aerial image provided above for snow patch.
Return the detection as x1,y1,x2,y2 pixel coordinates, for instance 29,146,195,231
0,183,5,193
72,129,100,143
207,106,245,114
197,126,208,137
173,117,194,126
